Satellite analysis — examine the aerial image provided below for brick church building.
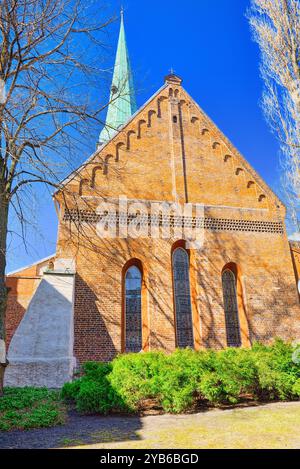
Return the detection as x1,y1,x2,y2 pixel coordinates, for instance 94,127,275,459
5,12,300,387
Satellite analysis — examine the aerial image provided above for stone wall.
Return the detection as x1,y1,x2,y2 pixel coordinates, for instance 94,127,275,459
5,272,76,388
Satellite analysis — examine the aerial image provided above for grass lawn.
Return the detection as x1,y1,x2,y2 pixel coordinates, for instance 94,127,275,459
0,387,66,431
0,391,299,448
65,402,300,449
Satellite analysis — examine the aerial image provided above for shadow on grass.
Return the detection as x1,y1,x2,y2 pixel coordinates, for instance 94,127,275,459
1,399,300,449
0,410,143,449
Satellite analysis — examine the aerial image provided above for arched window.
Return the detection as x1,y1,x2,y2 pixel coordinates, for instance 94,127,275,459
172,247,194,348
124,265,142,353
222,269,241,347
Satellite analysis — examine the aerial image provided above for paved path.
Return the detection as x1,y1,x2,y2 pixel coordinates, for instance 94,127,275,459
1,401,300,449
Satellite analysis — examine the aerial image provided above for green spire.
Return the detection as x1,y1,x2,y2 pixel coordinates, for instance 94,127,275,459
99,8,137,143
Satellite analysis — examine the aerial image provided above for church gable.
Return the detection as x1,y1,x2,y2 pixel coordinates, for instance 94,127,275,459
58,76,283,219
59,83,172,201
7,11,300,390
180,86,283,212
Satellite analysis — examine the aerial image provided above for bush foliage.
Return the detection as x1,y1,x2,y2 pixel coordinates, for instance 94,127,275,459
0,387,66,431
61,340,300,415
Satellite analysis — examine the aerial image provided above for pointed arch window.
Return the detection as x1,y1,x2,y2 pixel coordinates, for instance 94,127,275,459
124,265,142,353
222,269,242,347
172,247,194,349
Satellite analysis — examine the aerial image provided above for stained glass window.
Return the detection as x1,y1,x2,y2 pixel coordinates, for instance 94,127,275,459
125,265,142,353
172,248,194,349
222,269,241,347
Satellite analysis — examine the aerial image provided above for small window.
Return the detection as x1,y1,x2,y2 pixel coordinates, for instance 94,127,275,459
222,269,241,347
173,115,178,123
172,247,194,348
124,265,142,353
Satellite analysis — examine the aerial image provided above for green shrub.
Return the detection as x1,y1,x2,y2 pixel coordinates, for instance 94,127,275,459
0,387,66,431
109,352,165,411
292,379,300,397
157,349,215,412
61,361,126,414
61,379,82,401
198,348,259,404
252,339,300,400
61,340,300,415
76,380,111,414
81,361,113,381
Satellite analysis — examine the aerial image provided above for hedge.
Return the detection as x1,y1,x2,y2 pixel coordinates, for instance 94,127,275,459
61,339,300,414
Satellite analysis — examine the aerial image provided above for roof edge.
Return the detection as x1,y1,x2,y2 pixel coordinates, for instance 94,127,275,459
6,253,56,276
182,87,285,209
53,83,168,195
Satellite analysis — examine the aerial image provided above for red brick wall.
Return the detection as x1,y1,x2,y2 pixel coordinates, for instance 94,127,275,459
73,274,118,362
38,79,300,362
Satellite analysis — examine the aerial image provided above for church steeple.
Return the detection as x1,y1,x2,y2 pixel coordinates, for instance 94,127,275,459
99,8,137,144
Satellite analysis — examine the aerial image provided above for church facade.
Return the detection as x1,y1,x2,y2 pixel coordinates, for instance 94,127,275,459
5,13,300,387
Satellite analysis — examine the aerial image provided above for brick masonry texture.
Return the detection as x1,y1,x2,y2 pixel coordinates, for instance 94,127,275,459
5,77,300,363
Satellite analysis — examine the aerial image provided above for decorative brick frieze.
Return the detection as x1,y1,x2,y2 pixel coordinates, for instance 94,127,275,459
63,208,284,235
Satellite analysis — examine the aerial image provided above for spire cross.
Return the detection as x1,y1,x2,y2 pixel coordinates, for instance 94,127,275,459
99,5,136,144
169,67,176,75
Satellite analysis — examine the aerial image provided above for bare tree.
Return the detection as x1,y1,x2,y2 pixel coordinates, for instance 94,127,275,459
0,0,118,395
248,0,300,231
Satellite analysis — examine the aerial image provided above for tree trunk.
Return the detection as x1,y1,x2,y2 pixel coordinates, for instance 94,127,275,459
0,191,9,396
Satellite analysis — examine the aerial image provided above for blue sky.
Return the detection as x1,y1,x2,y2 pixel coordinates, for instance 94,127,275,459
7,0,284,273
